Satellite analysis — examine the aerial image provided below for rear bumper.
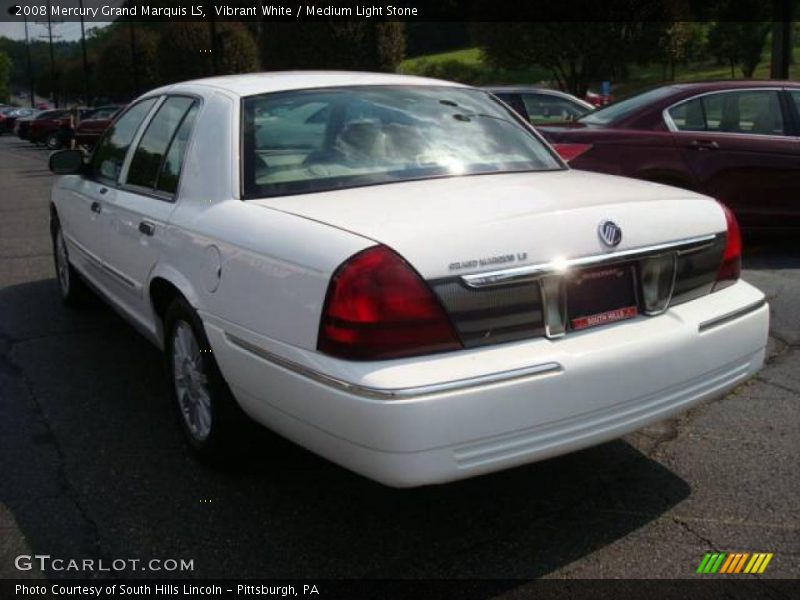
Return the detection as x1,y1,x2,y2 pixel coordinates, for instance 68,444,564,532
205,280,768,487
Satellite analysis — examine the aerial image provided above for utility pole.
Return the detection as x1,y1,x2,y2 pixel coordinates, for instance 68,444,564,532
209,2,218,75
5,6,34,107
128,20,140,96
78,0,91,105
770,0,793,80
45,0,57,106
24,16,34,107
34,0,63,106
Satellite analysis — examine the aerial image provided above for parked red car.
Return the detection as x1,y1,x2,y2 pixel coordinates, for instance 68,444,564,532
27,109,74,146
28,107,94,148
541,81,800,230
74,104,124,149
14,114,39,140
585,90,614,107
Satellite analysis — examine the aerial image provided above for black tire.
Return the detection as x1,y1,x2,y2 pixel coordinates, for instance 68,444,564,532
52,219,92,308
164,297,255,461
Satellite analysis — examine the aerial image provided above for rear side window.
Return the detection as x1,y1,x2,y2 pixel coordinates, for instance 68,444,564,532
669,90,785,136
156,103,200,194
789,90,800,118
91,98,157,184
521,93,589,124
126,96,196,192
88,106,120,120
494,93,528,121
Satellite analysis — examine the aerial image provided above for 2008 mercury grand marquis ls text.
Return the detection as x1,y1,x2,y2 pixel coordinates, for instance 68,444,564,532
48,72,769,487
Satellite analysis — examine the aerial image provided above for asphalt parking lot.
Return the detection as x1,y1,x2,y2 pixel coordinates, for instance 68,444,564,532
0,135,798,586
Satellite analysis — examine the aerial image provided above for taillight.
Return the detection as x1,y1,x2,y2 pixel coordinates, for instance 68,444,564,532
712,202,741,292
552,143,593,162
318,245,461,360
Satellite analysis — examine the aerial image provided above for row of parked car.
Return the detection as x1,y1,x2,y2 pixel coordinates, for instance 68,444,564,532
487,80,800,231
8,78,799,232
0,104,123,150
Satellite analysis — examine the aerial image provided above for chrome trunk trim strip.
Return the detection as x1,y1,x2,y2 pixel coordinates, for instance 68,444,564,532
461,234,718,289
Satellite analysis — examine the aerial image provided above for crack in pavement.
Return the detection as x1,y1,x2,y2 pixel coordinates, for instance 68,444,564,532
0,253,52,260
672,517,718,551
0,328,105,564
753,376,800,396
4,326,119,347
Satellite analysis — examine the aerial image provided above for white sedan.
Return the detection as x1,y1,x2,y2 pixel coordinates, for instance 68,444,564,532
48,72,768,487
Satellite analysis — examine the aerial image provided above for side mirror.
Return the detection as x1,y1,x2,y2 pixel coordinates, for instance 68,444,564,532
49,149,85,175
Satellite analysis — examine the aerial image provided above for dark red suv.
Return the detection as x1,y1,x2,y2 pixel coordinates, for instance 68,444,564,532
540,81,800,230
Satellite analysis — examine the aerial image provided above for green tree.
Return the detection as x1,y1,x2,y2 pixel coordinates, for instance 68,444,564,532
95,26,160,101
0,52,12,103
658,22,708,80
259,22,405,72
157,22,259,83
473,22,660,97
707,21,771,78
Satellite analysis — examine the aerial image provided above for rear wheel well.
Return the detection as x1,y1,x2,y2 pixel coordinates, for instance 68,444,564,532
150,278,184,327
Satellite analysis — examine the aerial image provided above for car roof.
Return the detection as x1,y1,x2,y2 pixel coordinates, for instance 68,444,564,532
36,109,67,118
148,71,466,98
483,86,554,93
670,80,800,92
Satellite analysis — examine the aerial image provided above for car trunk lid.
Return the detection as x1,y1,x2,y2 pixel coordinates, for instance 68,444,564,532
250,169,725,281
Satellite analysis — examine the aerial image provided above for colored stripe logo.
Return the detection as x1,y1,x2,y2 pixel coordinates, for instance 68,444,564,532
697,552,773,574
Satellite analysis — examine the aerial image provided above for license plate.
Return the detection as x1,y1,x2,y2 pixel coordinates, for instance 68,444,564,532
566,265,638,331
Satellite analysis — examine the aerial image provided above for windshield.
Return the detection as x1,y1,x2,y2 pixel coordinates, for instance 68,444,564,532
241,86,562,199
580,86,678,125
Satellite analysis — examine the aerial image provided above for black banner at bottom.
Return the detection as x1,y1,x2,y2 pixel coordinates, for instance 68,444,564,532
3,579,799,600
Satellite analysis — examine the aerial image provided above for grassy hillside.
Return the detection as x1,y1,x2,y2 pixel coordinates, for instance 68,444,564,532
399,47,551,86
400,45,800,97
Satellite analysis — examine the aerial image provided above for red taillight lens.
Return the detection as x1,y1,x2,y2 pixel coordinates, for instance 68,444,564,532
712,202,742,292
318,246,461,360
552,143,593,162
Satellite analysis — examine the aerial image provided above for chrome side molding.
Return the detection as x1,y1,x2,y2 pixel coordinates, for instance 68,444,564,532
461,234,718,289
225,333,562,400
698,298,767,333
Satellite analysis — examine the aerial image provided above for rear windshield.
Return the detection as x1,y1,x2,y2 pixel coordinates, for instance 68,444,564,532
241,86,562,199
580,86,677,125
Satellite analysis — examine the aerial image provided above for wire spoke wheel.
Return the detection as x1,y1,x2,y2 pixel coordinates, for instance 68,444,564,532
171,321,213,442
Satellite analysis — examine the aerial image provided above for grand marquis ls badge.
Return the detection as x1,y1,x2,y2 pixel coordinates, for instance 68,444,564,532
598,220,622,248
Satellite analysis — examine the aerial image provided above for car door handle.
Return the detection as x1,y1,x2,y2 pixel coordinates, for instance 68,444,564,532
99,187,108,195
688,140,719,151
90,201,102,213
138,221,156,236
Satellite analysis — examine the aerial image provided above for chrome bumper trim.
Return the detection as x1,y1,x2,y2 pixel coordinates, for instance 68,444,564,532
224,333,562,400
698,298,767,333
461,234,718,288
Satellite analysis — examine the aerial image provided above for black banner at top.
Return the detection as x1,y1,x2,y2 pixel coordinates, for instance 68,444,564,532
0,0,797,22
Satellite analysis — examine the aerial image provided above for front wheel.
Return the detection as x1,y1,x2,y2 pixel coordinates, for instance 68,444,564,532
52,222,91,307
165,298,254,460
45,132,63,150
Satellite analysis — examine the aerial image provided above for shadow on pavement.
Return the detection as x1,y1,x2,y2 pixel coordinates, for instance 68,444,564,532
743,232,800,270
0,278,691,584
